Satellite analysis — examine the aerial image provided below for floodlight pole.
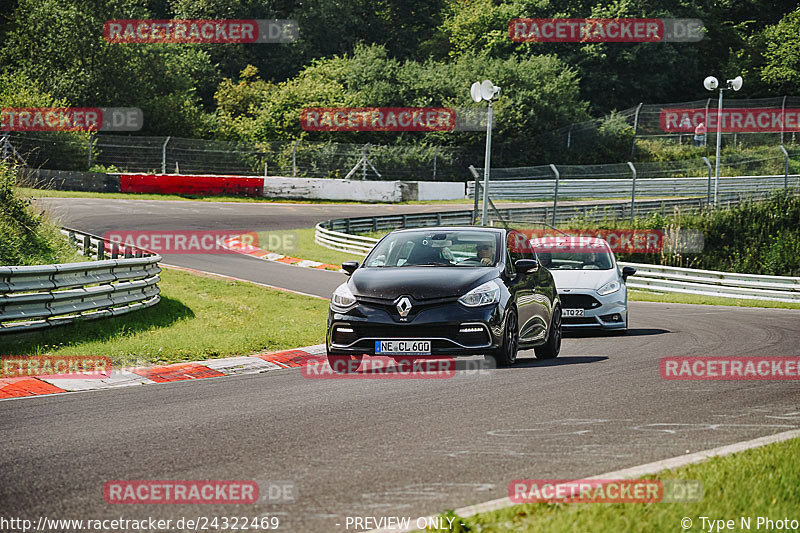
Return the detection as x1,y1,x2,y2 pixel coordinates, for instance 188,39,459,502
481,101,493,226
713,88,723,206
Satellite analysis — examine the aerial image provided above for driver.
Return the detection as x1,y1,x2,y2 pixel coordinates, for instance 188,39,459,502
476,242,494,265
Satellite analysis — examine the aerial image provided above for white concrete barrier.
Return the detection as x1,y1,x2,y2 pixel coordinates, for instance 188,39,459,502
262,176,466,202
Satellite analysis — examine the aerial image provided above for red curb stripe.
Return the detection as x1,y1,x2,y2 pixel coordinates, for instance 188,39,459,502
276,256,302,264
132,363,225,383
254,349,321,368
249,250,269,258
0,377,66,398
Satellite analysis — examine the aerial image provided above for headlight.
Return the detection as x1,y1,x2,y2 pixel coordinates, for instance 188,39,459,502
597,280,621,296
331,283,357,309
458,280,501,307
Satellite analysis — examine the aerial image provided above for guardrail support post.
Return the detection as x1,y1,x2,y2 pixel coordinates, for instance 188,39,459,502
161,136,171,174
631,102,643,159
292,140,299,177
780,145,789,190
87,133,95,169
83,235,91,256
781,96,787,146
702,156,713,207
627,161,637,222
98,240,105,260
468,165,480,224
432,146,439,180
111,243,119,259
550,164,560,226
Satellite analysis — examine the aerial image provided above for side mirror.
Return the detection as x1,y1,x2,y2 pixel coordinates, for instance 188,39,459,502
622,266,636,280
515,259,539,274
342,261,359,275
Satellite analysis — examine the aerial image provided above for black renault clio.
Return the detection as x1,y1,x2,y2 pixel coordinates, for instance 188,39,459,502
326,227,562,371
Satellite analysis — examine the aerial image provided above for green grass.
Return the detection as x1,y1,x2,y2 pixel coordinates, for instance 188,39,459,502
255,227,366,266
629,289,800,310
0,268,329,364
420,436,800,532
1,167,86,265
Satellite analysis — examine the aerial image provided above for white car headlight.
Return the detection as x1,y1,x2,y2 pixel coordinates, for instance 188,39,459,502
458,280,501,307
597,279,621,296
331,283,357,309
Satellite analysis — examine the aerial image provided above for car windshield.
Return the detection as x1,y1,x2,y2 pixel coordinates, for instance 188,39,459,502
535,247,614,270
364,230,500,267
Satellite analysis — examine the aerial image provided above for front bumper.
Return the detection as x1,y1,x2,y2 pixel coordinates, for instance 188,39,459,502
326,298,504,356
558,289,627,330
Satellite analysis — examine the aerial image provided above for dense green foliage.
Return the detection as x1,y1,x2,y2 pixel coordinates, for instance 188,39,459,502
1,1,799,165
0,163,81,265
566,191,800,276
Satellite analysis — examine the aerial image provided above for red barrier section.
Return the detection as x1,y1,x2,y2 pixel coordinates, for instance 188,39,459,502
120,174,264,197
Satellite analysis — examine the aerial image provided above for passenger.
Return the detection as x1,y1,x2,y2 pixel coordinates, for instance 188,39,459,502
476,242,494,265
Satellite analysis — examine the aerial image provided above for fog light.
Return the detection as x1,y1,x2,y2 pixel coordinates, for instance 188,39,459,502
459,326,483,333
337,327,354,333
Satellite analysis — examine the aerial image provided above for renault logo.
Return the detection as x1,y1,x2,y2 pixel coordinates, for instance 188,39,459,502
396,297,413,317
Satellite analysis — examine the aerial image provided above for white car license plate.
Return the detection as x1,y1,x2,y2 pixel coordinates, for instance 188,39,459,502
375,340,431,355
563,308,585,317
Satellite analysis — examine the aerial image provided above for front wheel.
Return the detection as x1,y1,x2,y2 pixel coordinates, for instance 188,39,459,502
487,309,519,367
327,353,363,373
535,307,561,359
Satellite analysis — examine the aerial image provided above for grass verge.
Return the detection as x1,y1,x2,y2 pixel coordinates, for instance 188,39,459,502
256,227,366,266
421,435,800,532
0,268,329,364
629,289,800,310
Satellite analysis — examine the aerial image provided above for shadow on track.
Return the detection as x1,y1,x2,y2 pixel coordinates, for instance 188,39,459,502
512,355,608,368
564,328,670,338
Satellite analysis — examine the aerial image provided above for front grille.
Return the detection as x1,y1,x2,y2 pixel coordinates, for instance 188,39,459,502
354,324,461,339
563,317,598,325
559,293,602,309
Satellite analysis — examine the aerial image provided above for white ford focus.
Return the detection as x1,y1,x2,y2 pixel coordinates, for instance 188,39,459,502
530,236,636,334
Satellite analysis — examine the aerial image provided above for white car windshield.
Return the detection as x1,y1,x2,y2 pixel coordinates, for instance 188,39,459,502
364,231,500,267
537,250,614,270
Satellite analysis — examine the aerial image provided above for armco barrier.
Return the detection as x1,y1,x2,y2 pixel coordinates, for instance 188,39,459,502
0,228,162,333
314,194,800,302
620,262,800,303
467,174,800,200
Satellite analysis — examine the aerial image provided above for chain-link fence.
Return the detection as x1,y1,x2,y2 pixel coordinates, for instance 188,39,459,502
540,96,800,159
0,133,472,181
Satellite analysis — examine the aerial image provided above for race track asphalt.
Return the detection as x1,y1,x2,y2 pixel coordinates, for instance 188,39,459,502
2,198,798,532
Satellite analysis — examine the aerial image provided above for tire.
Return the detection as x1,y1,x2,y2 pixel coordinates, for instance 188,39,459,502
487,309,519,367
327,353,363,373
535,306,562,359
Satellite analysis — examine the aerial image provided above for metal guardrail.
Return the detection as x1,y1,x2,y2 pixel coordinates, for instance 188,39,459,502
314,195,800,302
316,195,762,249
621,262,800,303
467,174,800,200
0,228,162,333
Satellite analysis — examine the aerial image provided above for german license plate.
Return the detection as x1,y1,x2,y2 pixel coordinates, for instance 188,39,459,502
375,340,431,355
563,308,584,317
